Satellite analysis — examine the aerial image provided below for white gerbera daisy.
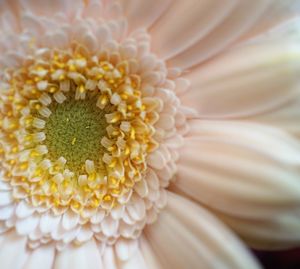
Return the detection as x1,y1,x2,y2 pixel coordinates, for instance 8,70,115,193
0,0,300,268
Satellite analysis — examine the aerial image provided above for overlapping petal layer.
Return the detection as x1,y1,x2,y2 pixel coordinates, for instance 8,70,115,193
0,0,299,268
144,192,261,269
181,33,300,118
174,120,300,249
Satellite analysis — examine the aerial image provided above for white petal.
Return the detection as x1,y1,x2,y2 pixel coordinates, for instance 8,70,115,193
23,244,55,269
111,204,125,220
16,214,39,235
0,191,13,206
139,236,164,269
150,0,237,60
101,216,119,237
90,210,105,224
181,36,300,118
242,0,300,40
103,246,118,269
16,201,34,218
0,180,11,191
115,238,138,261
40,212,61,233
20,0,84,18
126,194,146,221
53,239,103,269
151,0,270,68
0,231,29,269
134,179,148,198
175,120,300,248
145,192,260,269
217,210,300,250
250,95,300,138
0,205,14,220
121,0,172,31
76,226,93,243
117,248,148,269
62,209,79,231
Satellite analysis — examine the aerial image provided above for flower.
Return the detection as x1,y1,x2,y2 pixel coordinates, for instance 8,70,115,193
0,0,300,268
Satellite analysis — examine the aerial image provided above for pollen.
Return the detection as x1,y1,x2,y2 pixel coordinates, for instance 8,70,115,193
0,45,160,215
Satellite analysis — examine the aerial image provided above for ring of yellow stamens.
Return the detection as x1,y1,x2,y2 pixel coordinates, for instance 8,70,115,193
0,45,160,215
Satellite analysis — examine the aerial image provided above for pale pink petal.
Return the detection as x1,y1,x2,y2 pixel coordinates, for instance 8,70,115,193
145,192,260,269
62,209,80,231
0,1,20,34
117,248,148,269
139,236,164,269
121,0,172,31
150,0,237,60
16,213,39,235
23,244,55,269
247,95,300,138
151,0,270,69
216,210,300,250
19,0,84,18
241,0,300,40
53,238,103,269
115,238,138,261
0,231,29,269
181,34,300,118
103,246,118,269
174,120,300,248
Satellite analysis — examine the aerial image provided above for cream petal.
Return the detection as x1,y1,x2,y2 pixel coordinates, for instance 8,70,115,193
0,180,11,191
0,191,13,206
152,0,270,68
62,226,80,244
241,0,300,40
174,120,300,248
40,212,61,233
19,0,84,18
0,231,29,269
181,36,300,118
15,214,39,235
115,238,138,261
23,244,55,269
0,204,14,220
101,216,119,237
16,201,34,218
248,95,300,138
216,210,300,250
53,239,103,269
111,204,125,220
83,0,104,20
145,192,260,269
76,226,93,243
0,2,20,34
117,248,148,269
150,0,237,60
21,13,44,35
139,236,164,269
103,246,118,269
90,210,105,224
121,0,172,31
134,179,148,198
62,209,80,231
147,150,167,170
126,194,146,221
187,120,300,165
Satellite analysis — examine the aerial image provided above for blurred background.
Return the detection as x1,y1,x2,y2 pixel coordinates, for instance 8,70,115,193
254,248,300,269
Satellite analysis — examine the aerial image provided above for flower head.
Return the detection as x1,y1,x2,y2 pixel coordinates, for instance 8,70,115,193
0,0,300,268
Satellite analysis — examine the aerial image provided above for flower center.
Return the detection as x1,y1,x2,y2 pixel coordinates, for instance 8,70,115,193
44,97,108,173
0,45,160,213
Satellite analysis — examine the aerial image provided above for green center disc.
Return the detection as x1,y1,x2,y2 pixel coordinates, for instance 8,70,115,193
44,97,108,172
